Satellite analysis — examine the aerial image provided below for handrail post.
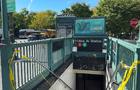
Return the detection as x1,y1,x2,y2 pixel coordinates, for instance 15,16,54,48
63,38,66,63
48,39,52,70
110,39,113,68
116,40,119,68
106,38,109,60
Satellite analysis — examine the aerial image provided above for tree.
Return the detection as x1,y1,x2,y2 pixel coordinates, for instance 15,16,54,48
92,8,98,16
12,8,35,38
62,3,92,17
29,10,56,30
96,0,140,36
61,8,72,14
12,8,30,30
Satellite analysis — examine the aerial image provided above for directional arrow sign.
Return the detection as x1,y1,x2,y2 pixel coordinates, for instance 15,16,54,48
7,0,15,12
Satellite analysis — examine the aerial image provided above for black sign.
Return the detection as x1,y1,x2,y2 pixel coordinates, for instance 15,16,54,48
52,40,64,51
56,14,76,37
74,39,103,52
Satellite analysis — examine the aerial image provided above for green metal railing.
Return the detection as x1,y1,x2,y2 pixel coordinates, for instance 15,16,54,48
107,37,140,90
0,38,72,90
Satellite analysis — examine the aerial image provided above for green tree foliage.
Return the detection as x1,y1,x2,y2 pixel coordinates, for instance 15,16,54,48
62,3,92,17
96,0,140,36
29,10,56,30
12,8,35,38
12,8,33,30
62,8,72,14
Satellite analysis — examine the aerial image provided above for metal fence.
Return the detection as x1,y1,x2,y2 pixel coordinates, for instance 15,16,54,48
107,37,140,90
0,38,72,90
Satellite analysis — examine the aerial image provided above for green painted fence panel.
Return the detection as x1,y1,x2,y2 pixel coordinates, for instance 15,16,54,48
0,38,72,90
108,37,140,90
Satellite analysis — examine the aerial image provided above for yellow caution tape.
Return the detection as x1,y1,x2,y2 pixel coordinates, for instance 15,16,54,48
15,49,20,53
118,61,140,90
9,66,14,81
121,63,130,70
9,65,15,90
21,55,31,60
9,49,32,90
8,49,21,90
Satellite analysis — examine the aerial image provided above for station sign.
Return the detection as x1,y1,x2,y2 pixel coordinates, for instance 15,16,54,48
7,0,15,12
75,18,105,36
74,39,103,52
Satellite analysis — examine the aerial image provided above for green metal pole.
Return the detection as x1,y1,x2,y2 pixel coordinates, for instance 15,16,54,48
1,0,13,90
1,0,10,44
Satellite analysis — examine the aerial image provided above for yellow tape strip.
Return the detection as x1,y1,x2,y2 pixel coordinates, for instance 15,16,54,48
9,49,20,90
118,61,140,90
21,55,31,60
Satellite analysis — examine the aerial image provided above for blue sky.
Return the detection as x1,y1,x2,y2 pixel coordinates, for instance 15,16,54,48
16,0,99,12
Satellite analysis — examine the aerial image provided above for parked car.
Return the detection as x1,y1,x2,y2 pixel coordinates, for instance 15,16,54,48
27,34,44,41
